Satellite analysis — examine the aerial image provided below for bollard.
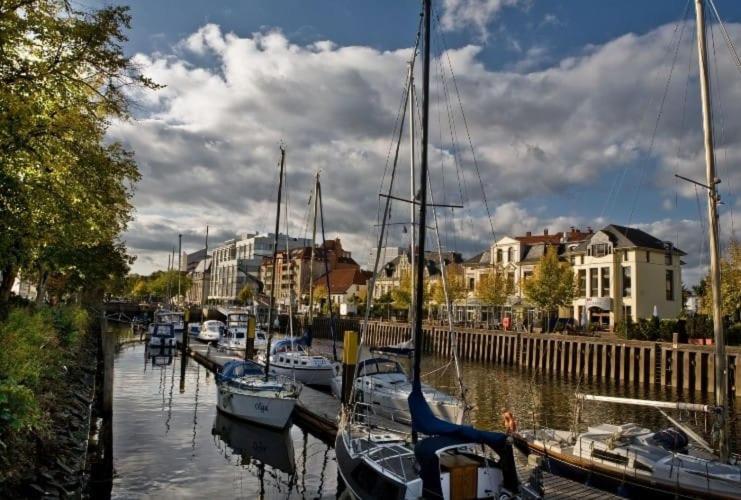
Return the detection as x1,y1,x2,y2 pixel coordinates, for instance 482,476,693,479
341,330,359,405
245,315,256,360
182,309,190,352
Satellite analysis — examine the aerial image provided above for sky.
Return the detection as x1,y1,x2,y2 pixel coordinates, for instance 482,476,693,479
95,0,741,285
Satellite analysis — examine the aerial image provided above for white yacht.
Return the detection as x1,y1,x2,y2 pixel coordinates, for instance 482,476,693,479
147,309,184,335
216,359,300,429
330,354,463,424
258,335,339,387
218,312,268,351
197,319,224,343
518,423,741,499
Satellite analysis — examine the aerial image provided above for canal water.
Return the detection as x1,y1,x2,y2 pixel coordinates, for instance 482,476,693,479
108,332,738,498
110,342,337,499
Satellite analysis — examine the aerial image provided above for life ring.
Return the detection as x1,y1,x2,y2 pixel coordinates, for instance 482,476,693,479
502,410,517,434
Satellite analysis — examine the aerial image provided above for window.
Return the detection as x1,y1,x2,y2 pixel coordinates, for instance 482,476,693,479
592,243,608,258
601,267,610,297
580,255,584,265
589,268,598,297
624,305,632,322
468,277,475,290
622,266,632,298
623,251,628,262
507,247,514,263
570,255,575,265
578,269,587,297
496,249,503,263
665,249,672,265
666,270,674,301
523,271,533,282
645,251,650,263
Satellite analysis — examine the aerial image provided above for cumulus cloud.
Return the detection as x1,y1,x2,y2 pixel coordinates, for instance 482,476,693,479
114,21,740,285
439,0,524,40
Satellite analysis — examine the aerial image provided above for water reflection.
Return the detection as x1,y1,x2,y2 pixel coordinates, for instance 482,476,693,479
111,342,337,498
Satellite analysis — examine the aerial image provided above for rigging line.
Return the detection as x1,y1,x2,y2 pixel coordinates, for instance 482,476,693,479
430,29,471,251
695,185,709,273
283,161,294,340
426,159,468,415
601,0,691,221
317,180,338,361
375,14,424,230
627,1,691,227
433,10,497,241
707,0,741,76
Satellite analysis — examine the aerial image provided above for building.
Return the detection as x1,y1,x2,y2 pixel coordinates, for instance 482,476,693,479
368,246,404,271
567,224,684,328
180,248,207,273
373,249,464,299
314,267,372,309
207,232,310,305
186,256,211,305
260,238,358,312
459,225,684,329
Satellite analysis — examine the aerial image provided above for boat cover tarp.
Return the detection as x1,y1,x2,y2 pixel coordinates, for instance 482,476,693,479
270,327,312,354
653,427,689,452
356,357,404,376
409,385,519,496
217,360,264,383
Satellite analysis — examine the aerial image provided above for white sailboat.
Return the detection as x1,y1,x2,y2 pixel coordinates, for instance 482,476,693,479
336,3,525,497
258,172,340,388
215,146,300,429
219,311,268,351
196,319,224,343
518,2,740,497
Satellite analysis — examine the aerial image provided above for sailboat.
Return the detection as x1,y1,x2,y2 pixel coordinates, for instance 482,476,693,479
215,147,301,429
517,1,740,497
335,2,523,498
257,172,340,388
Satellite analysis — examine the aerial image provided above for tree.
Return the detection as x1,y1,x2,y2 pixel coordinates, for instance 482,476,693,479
238,285,254,305
431,265,467,305
313,283,329,315
475,266,514,307
701,239,741,319
522,247,576,331
391,272,412,311
0,1,159,308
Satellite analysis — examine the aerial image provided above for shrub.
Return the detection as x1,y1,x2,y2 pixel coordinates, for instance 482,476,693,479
727,323,741,346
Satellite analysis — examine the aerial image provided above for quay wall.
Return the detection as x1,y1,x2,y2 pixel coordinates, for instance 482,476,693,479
311,318,740,398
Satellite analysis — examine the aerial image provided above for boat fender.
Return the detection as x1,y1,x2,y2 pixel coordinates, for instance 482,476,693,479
502,410,517,434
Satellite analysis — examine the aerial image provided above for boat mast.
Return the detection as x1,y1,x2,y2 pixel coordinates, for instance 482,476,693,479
412,0,431,397
201,226,209,312
317,177,339,361
264,146,286,380
694,0,728,462
308,172,319,325
409,65,416,329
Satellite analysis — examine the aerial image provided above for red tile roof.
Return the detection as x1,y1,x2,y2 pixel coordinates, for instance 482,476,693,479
314,267,371,294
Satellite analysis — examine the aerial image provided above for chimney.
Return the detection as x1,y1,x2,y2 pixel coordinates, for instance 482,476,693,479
544,228,549,236
526,231,532,237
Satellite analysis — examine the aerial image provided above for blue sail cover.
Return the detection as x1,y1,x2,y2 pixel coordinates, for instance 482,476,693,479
217,360,264,383
269,328,312,355
408,384,519,496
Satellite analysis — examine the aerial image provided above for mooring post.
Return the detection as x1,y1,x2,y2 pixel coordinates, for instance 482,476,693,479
342,330,359,405
182,309,190,352
101,314,114,416
245,315,256,360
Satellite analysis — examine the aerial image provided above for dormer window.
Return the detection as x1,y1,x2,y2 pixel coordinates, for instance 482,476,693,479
592,243,609,258
507,247,513,263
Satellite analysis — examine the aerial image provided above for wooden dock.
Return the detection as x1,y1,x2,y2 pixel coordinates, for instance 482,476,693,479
180,339,619,499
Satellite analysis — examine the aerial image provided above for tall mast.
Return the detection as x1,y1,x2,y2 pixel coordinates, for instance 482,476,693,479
201,226,209,311
317,178,339,361
264,147,286,379
694,0,728,461
308,173,319,323
177,234,182,302
412,0,431,395
409,66,417,328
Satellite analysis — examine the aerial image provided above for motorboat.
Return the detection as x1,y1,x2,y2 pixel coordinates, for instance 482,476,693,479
211,411,295,473
517,423,741,499
148,345,175,366
257,332,339,387
147,309,184,335
216,360,301,429
148,323,176,348
330,353,464,425
218,312,268,352
197,319,224,343
187,322,201,337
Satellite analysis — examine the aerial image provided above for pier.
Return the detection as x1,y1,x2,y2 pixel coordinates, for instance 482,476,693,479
313,319,740,398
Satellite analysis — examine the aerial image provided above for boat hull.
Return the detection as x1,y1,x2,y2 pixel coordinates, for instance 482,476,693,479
216,385,297,429
334,433,409,499
267,362,337,387
525,439,740,500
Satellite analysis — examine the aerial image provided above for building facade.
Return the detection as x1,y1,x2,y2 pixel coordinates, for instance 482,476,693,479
186,256,211,305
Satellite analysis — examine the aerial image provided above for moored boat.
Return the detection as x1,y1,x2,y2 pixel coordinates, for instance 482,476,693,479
197,319,224,343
